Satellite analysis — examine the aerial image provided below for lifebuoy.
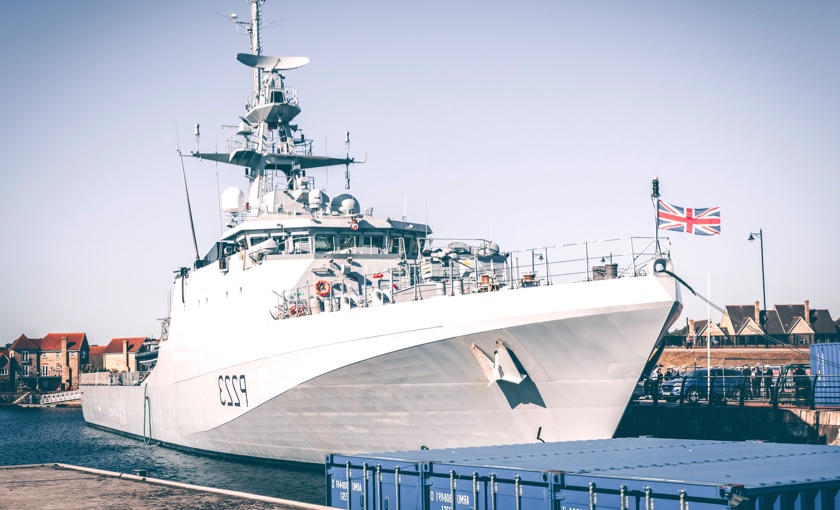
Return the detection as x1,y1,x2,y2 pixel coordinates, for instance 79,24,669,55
315,280,331,297
350,221,359,231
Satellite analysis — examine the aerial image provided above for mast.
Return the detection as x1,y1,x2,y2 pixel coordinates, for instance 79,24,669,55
250,0,263,104
652,177,661,257
192,0,359,217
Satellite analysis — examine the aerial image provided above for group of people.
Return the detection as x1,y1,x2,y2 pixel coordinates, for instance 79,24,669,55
742,365,775,399
642,363,812,401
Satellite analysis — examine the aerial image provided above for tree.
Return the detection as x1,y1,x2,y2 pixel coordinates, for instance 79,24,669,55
669,325,688,336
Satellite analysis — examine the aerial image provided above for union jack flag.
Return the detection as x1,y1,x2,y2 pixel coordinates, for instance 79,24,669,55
658,200,721,235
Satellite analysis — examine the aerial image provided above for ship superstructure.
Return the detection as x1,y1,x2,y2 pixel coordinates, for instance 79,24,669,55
81,1,682,465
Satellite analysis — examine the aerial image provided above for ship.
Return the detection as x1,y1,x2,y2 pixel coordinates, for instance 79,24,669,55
81,1,682,465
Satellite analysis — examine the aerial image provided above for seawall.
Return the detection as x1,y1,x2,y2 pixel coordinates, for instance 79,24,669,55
616,404,840,445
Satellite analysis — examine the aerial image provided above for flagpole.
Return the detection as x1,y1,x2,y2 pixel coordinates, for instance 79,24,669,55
707,270,711,399
652,177,661,257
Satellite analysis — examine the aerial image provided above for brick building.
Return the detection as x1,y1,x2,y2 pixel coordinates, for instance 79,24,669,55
0,350,14,392
8,333,90,391
102,337,145,372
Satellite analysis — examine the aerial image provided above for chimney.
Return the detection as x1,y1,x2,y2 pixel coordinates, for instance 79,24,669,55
689,319,695,335
754,301,760,324
61,337,69,388
122,339,129,372
804,299,811,324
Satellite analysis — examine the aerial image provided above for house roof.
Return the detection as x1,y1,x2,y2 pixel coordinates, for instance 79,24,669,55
811,309,838,335
0,354,8,369
9,334,40,351
723,305,758,335
691,319,726,337
103,337,145,354
775,304,807,334
89,345,108,356
39,333,87,351
765,310,786,335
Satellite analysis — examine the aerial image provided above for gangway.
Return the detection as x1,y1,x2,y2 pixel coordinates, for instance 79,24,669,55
39,390,82,404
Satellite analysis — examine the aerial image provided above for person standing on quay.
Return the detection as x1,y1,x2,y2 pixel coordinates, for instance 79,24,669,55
764,366,773,398
753,366,763,399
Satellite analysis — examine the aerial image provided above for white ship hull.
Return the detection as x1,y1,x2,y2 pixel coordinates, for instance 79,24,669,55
82,272,680,465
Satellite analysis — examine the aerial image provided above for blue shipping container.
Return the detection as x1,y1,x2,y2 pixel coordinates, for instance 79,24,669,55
812,343,840,407
325,437,840,510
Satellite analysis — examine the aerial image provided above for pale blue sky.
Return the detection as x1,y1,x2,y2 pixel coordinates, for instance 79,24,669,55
1,1,838,345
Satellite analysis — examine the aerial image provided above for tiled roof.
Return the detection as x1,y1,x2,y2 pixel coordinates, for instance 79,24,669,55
39,333,87,351
0,355,8,369
89,345,108,356
775,304,806,333
9,334,40,351
765,310,785,335
724,305,757,334
812,309,838,335
103,337,145,354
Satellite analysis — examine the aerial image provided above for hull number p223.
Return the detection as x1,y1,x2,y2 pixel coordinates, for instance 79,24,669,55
218,374,248,407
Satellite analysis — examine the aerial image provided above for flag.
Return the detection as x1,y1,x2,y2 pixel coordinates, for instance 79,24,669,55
658,200,721,235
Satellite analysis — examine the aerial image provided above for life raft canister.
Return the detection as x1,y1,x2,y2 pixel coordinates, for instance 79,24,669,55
315,280,331,297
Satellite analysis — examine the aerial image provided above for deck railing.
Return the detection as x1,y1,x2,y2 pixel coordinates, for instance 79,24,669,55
80,371,149,387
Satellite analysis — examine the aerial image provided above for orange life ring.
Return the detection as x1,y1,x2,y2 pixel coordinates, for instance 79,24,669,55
315,280,331,297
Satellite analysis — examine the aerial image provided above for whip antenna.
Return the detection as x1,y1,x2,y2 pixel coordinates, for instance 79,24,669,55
176,120,201,263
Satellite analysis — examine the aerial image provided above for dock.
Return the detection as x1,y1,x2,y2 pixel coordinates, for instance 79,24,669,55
0,463,331,510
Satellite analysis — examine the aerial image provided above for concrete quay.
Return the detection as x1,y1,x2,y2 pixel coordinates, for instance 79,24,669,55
0,463,331,510
618,403,840,445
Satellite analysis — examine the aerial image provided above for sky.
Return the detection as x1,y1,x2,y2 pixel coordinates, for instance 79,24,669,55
1,1,838,346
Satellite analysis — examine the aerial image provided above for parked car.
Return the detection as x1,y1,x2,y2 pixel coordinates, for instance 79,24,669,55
659,368,747,404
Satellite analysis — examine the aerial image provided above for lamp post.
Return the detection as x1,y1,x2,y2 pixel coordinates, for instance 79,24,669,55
748,229,766,331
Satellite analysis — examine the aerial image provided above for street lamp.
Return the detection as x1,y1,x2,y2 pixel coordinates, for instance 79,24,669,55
748,229,766,330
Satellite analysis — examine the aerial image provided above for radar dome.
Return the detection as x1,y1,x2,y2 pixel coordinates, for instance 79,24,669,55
309,189,324,209
221,187,246,213
330,194,360,215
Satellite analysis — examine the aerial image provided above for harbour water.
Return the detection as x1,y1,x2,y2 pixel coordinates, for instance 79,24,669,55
0,406,324,504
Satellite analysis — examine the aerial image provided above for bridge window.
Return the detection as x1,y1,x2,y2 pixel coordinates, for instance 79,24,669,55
362,236,384,250
405,236,417,257
388,237,405,255
249,235,269,247
314,235,334,252
336,236,356,251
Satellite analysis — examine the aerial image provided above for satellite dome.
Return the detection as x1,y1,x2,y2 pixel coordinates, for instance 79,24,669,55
330,194,360,215
221,187,246,213
309,189,330,210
